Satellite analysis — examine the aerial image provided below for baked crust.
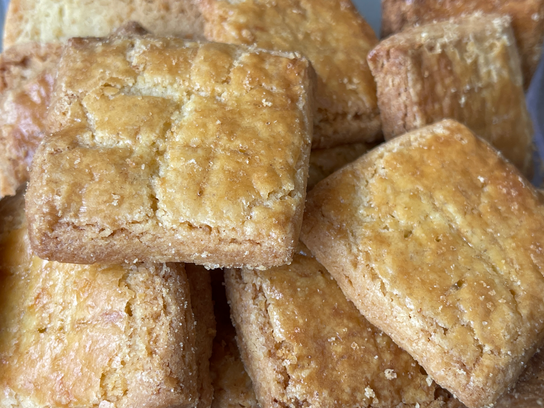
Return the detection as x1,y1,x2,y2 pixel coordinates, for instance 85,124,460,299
381,0,544,88
0,42,62,199
199,0,381,148
225,245,462,408
367,14,534,177
209,270,259,408
25,34,314,268
300,119,544,408
308,142,377,191
0,194,202,408
368,15,533,178
3,0,205,48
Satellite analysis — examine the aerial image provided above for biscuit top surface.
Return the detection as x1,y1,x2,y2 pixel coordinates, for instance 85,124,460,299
0,198,198,408
367,14,533,175
242,248,456,407
3,0,205,48
28,36,312,264
381,0,544,86
0,43,62,198
303,119,544,405
200,0,379,147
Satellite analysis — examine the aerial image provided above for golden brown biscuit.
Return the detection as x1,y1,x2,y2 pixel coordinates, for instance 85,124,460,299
381,0,544,88
0,193,205,408
199,0,381,149
209,270,259,408
3,0,205,48
367,14,534,177
25,34,314,268
225,245,462,408
308,142,377,191
301,120,544,408
186,265,216,408
0,42,62,199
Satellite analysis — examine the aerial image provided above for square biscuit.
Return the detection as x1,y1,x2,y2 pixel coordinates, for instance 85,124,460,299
199,0,381,148
381,0,544,87
367,14,534,177
225,245,461,408
0,42,62,199
25,35,314,268
0,194,208,408
301,119,544,408
3,0,205,48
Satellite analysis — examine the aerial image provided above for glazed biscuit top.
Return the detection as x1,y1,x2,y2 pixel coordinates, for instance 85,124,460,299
305,120,544,379
243,247,454,407
199,0,378,132
30,35,313,242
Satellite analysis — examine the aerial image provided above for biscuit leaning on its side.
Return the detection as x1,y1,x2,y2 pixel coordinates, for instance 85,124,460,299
0,42,62,199
301,119,544,408
0,192,213,408
367,14,534,177
225,245,463,408
25,32,314,269
3,0,205,48
381,0,544,88
199,0,381,149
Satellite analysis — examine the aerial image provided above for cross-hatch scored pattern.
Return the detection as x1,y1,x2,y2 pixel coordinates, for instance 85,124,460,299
52,37,309,233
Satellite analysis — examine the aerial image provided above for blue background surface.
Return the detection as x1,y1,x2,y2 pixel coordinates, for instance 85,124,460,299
0,0,541,184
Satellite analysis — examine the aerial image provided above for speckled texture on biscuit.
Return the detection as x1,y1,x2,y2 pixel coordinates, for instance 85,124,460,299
381,0,544,88
225,245,462,408
0,42,62,199
301,120,544,408
25,35,314,268
199,0,381,148
0,194,203,408
367,14,534,177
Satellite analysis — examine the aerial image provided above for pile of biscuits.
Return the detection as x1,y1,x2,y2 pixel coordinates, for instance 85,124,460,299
1,1,544,408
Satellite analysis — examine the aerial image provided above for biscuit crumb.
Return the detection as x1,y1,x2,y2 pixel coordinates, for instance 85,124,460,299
364,387,375,399
385,369,397,380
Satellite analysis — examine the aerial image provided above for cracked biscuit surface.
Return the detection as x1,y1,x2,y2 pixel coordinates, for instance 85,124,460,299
199,0,380,148
367,14,534,177
225,245,462,408
301,120,544,408
0,192,204,408
26,34,314,268
381,0,544,88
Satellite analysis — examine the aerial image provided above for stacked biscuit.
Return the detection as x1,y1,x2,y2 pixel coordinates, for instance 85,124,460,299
1,1,544,408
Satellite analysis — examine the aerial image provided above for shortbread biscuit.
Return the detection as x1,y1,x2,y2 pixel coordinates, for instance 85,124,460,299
308,142,377,190
0,194,204,408
0,42,62,199
199,0,380,148
4,0,205,48
495,349,544,407
381,0,544,87
186,265,216,408
301,120,544,408
367,14,534,176
209,270,259,408
25,35,314,268
225,245,462,408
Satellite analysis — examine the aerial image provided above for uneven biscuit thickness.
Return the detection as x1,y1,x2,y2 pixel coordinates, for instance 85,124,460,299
301,120,544,408
225,246,462,408
381,0,544,87
0,195,202,408
0,42,62,199
199,0,380,148
26,35,314,268
367,14,534,176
